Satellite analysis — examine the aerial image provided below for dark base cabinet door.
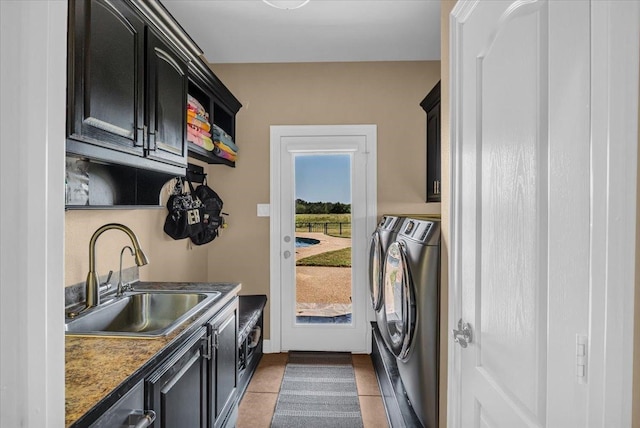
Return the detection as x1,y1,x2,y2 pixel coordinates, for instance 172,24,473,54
146,327,207,428
209,299,239,428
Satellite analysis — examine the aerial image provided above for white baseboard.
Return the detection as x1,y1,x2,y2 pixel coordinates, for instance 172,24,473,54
262,339,276,353
261,339,372,354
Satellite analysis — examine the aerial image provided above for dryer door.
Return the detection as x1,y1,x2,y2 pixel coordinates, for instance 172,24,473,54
383,240,416,361
368,231,383,311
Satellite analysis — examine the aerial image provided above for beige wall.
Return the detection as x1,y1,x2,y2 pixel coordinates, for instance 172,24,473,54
205,61,441,339
65,61,441,334
65,207,209,286
65,160,211,287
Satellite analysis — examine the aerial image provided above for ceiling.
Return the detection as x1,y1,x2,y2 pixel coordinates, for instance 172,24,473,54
162,0,441,64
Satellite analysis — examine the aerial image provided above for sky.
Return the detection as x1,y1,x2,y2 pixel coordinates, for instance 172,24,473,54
295,154,351,204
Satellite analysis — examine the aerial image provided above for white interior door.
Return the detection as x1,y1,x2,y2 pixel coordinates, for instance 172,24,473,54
270,125,377,353
450,0,639,427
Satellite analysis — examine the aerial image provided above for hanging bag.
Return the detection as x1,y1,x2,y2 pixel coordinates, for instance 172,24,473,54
190,178,226,245
163,178,204,240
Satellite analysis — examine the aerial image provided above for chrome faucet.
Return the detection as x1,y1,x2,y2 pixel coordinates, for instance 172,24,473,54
85,223,149,309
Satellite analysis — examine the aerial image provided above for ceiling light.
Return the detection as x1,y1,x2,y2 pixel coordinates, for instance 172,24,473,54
262,0,310,10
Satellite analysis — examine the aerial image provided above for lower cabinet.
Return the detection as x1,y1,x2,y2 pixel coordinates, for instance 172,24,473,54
145,327,208,428
145,297,238,428
208,298,239,428
90,380,155,428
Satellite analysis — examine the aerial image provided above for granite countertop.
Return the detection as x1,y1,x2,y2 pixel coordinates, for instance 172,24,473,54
65,281,241,427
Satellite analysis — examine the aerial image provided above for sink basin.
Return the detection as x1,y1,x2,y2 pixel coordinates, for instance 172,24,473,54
65,290,221,338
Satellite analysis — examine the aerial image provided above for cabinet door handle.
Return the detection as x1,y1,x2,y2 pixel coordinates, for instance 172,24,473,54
213,329,219,349
135,127,144,147
130,410,156,428
147,127,156,152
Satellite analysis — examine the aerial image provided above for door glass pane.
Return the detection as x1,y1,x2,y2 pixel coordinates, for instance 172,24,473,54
384,242,405,345
294,154,352,325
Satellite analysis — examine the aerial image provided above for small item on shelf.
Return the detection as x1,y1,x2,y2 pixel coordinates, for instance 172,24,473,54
186,94,213,151
211,123,239,162
212,124,238,152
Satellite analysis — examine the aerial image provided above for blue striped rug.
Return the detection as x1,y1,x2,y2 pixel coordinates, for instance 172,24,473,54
271,352,364,428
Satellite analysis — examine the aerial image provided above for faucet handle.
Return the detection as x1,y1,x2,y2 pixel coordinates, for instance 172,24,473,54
99,270,113,292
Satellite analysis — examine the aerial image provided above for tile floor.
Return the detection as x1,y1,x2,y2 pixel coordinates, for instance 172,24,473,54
237,353,389,428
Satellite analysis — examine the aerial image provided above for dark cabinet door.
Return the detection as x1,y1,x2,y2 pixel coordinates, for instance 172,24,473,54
208,299,238,428
68,0,145,155
421,81,441,203
145,29,189,168
146,327,207,428
426,103,441,202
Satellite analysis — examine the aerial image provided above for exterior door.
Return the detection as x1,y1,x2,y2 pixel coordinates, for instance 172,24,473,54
450,1,639,427
270,125,377,353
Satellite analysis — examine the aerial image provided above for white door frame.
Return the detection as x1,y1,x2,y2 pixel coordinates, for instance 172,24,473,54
269,125,377,353
0,1,67,426
447,1,640,426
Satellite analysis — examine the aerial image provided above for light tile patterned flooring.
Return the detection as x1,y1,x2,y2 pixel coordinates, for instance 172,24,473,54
237,353,389,428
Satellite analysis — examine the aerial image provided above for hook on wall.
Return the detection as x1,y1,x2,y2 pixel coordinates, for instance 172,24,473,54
186,163,206,184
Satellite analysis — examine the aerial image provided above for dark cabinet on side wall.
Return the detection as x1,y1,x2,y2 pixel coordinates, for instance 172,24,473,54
421,81,441,203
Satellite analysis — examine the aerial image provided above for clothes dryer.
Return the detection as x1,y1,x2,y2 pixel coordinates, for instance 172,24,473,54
382,217,440,428
368,215,405,348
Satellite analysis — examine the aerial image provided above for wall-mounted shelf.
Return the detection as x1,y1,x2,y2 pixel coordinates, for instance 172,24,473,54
187,57,241,167
65,156,174,209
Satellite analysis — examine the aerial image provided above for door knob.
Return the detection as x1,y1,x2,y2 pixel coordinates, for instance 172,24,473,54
452,318,472,348
283,250,291,259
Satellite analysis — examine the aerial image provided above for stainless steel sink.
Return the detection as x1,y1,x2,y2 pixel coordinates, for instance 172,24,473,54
65,290,221,338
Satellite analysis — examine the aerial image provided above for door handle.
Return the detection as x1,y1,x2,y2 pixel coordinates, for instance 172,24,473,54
452,319,472,348
283,250,292,259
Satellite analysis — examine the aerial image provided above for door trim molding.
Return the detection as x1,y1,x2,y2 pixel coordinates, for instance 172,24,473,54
448,1,640,426
587,1,639,424
269,124,377,353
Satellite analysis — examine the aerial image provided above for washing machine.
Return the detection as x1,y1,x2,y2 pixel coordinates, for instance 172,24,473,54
368,215,405,348
382,217,440,428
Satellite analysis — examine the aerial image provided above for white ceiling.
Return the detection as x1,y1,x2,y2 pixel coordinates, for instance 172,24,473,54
162,0,441,63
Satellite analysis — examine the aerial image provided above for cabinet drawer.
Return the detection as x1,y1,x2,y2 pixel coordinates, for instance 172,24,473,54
90,380,155,428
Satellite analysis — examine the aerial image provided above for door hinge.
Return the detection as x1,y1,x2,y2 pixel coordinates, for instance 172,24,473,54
201,334,212,360
576,334,587,384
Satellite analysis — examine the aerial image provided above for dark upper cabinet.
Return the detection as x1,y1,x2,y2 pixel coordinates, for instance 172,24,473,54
65,0,240,207
145,28,189,167
67,0,145,156
421,81,441,203
67,0,187,175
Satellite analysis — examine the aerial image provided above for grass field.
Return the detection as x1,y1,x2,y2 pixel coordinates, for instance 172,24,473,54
295,213,351,238
297,247,352,267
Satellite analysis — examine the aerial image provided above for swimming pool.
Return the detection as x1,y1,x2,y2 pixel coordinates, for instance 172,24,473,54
295,237,320,248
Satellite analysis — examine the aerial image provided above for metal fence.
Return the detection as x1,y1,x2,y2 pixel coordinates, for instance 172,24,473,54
295,222,351,236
